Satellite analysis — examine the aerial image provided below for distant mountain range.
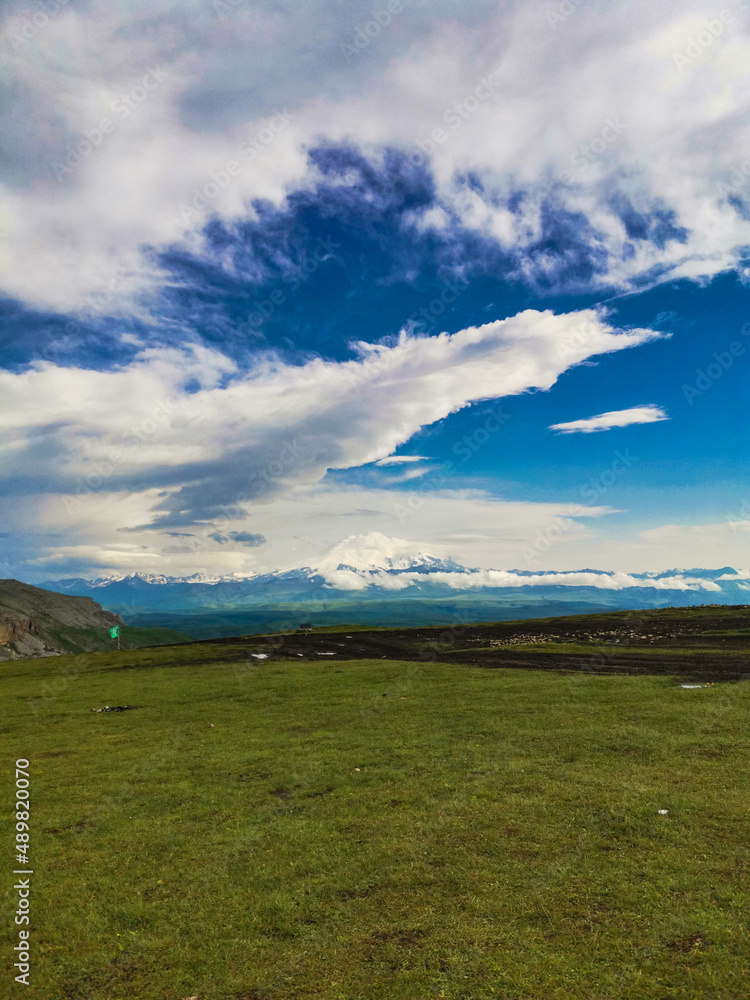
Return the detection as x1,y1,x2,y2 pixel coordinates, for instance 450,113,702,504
37,533,748,638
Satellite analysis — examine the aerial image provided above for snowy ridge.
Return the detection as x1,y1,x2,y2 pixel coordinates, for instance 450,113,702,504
38,535,746,615
98,571,258,586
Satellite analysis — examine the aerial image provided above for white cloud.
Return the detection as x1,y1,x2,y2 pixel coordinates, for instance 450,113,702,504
294,532,721,593
0,482,617,583
5,478,745,584
568,518,750,574
308,532,722,592
1,2,745,589
0,308,662,528
549,404,669,434
718,568,750,579
320,567,722,594
2,1,750,309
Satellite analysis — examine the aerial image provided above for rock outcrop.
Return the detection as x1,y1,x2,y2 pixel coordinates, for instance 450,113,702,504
0,617,33,645
0,579,183,660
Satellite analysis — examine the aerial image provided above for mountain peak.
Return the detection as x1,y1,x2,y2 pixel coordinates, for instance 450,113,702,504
315,532,460,575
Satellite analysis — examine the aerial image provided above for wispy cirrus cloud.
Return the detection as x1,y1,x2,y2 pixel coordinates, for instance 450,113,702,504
374,455,429,466
549,405,669,435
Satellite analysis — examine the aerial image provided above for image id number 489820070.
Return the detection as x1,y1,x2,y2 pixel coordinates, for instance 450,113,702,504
13,758,32,986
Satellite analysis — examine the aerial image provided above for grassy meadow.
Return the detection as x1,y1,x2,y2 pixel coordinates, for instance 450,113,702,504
1,639,749,999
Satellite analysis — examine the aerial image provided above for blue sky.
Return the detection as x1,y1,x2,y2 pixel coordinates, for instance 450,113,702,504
0,0,748,583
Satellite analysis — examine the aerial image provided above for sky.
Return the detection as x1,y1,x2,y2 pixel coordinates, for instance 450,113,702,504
0,0,748,583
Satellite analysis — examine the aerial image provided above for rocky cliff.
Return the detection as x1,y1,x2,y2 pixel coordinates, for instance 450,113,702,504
0,579,185,660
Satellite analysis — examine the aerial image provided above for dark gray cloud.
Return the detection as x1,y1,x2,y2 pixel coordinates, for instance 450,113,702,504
208,529,266,546
229,531,266,545
173,0,500,132
128,505,250,532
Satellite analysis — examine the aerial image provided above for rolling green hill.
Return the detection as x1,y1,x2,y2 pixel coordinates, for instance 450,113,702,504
122,596,614,639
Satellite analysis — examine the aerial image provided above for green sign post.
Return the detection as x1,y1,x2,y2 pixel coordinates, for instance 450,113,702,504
109,625,120,650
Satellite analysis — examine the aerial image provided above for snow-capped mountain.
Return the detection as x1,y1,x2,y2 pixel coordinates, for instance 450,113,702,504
315,532,462,586
50,571,257,591
39,533,748,620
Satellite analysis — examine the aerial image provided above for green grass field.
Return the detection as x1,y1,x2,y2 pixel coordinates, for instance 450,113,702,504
2,641,749,999
42,624,194,655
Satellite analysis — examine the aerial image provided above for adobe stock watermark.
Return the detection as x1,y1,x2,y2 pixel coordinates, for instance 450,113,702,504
545,0,609,29
405,275,469,329
546,0,588,30
530,112,628,219
232,634,287,685
681,321,750,404
36,267,134,365
340,0,405,62
63,398,177,515
554,320,611,363
357,657,429,730
26,653,87,717
3,0,70,53
248,439,305,495
92,725,185,829
672,9,735,73
178,110,295,225
345,339,403,394
235,235,341,332
414,69,503,160
726,496,750,532
559,116,627,182
52,68,169,182
416,610,471,663
393,405,510,523
0,201,11,241
521,448,637,567
213,0,244,20
539,116,627,200
577,608,650,676
716,158,750,200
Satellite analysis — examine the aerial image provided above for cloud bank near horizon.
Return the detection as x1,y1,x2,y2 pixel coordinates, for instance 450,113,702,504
319,565,722,593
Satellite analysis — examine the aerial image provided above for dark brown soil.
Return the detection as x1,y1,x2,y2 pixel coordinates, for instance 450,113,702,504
180,605,750,682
